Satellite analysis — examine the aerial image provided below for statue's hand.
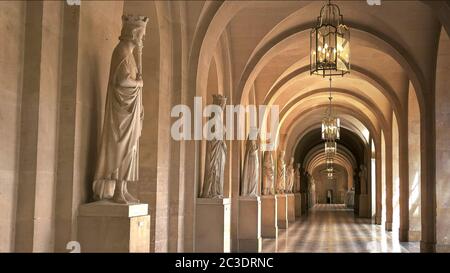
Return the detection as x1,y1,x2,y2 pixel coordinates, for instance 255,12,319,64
136,79,144,88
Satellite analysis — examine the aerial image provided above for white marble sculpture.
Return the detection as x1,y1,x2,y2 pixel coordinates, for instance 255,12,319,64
241,128,259,197
359,164,367,194
262,151,275,195
276,150,286,194
308,177,316,208
200,95,227,198
345,187,355,208
294,163,301,193
286,157,295,193
92,14,149,204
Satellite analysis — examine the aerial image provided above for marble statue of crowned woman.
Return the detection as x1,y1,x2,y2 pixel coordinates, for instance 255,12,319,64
200,95,228,198
294,163,301,193
262,151,275,195
286,157,295,193
276,150,286,194
92,15,149,204
240,127,260,197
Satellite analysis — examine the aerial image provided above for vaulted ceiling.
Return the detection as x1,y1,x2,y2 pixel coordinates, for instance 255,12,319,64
196,0,445,177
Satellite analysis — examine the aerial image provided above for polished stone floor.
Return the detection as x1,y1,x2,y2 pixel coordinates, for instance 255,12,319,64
261,204,420,253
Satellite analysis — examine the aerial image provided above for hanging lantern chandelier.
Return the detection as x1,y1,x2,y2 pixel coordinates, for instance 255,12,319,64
322,78,340,141
310,0,350,77
323,78,339,163
328,172,334,180
327,164,334,180
325,139,337,156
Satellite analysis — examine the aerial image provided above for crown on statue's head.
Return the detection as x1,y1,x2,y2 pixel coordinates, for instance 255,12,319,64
119,14,149,41
122,14,149,28
212,94,227,106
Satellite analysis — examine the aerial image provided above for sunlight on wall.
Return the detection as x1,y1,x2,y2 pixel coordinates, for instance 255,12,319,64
392,114,400,233
381,131,386,225
409,172,420,216
362,127,370,143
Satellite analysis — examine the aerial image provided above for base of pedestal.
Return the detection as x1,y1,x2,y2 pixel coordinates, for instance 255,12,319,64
408,230,421,242
421,241,436,253
358,194,370,218
238,238,262,252
301,193,308,214
385,222,393,231
195,198,231,253
375,215,382,225
294,193,301,217
437,244,450,253
238,196,261,253
77,200,150,253
286,194,295,222
261,195,277,238
275,194,287,229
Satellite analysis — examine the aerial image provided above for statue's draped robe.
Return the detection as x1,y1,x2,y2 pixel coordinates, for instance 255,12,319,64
201,135,227,198
262,152,274,195
308,179,316,208
241,139,259,196
276,158,286,193
93,50,143,200
286,164,295,193
345,189,355,208
294,168,301,193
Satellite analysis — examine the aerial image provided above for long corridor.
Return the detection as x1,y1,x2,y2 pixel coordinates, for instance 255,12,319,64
262,205,420,253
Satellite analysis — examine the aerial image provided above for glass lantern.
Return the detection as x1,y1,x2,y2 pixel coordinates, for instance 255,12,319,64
311,1,350,77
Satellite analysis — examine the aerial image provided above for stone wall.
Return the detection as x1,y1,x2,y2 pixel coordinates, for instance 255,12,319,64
0,1,26,252
0,0,124,252
408,84,421,241
436,28,450,252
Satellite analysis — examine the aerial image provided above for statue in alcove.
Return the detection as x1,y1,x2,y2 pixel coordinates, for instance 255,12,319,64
285,157,295,193
308,176,316,208
353,168,360,194
345,187,355,208
262,151,275,195
359,164,368,194
294,163,301,193
92,15,149,204
200,95,227,198
276,150,286,193
240,128,260,197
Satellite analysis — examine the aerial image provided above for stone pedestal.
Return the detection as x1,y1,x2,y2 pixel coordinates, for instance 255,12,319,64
77,200,150,253
294,193,302,217
261,195,277,238
354,194,360,215
238,196,262,252
358,194,370,218
301,193,308,214
286,194,295,222
385,222,393,231
275,194,287,229
195,198,231,253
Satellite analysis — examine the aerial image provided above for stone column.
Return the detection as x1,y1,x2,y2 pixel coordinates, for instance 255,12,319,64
385,130,393,231
14,1,67,252
421,102,437,252
399,112,410,242
375,134,383,225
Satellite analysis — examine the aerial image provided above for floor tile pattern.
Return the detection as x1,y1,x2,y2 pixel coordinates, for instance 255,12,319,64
261,204,420,253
